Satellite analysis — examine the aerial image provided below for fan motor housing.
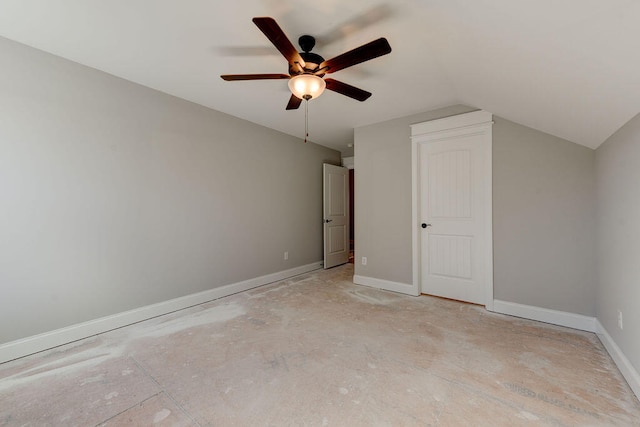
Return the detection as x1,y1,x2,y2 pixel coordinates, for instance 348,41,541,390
293,52,325,74
288,35,326,76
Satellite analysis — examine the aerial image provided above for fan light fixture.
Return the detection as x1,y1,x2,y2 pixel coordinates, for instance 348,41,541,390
288,74,326,100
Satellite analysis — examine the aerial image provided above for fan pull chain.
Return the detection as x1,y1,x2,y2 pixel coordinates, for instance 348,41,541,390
304,99,309,143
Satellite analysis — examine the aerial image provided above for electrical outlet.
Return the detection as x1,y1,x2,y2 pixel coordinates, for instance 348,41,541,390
284,251,289,260
361,256,367,266
618,310,624,330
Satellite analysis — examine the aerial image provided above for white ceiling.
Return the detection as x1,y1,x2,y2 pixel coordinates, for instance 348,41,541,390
0,1,638,155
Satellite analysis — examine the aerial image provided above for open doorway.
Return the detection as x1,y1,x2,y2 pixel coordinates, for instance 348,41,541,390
341,156,355,264
349,168,354,263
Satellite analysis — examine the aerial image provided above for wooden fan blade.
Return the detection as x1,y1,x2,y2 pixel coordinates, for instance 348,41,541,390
324,78,372,101
252,17,306,69
220,74,290,81
286,94,302,110
319,38,391,74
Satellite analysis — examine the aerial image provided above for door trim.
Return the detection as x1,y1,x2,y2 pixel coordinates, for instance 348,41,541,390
410,110,494,310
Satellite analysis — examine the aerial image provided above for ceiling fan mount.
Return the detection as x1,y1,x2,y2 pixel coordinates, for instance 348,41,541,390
220,17,392,110
298,35,316,53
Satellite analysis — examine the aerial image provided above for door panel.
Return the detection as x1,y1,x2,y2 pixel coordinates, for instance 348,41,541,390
329,225,347,252
323,164,349,269
428,150,471,218
420,136,487,304
428,234,472,279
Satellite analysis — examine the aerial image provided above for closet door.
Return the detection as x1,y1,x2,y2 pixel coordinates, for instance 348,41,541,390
411,111,493,307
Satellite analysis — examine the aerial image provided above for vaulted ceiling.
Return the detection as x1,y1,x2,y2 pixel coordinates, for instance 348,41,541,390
0,1,638,155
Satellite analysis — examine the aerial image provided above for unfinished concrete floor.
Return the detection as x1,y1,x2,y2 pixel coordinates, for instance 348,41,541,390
1,264,639,426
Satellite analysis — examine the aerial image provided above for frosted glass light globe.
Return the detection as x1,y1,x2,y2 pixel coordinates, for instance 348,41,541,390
288,74,326,100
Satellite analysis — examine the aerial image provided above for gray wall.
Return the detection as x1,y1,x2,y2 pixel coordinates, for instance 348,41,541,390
493,117,596,315
354,107,597,316
0,37,340,344
595,113,640,375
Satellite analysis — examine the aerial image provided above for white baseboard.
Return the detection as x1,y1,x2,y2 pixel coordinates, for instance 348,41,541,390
353,275,419,296
492,300,596,332
595,320,640,399
489,301,638,400
0,261,323,364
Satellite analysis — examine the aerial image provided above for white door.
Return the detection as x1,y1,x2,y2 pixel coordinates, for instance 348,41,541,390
411,111,493,307
323,164,349,269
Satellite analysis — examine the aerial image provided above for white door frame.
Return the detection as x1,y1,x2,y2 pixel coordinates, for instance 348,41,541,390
410,110,494,310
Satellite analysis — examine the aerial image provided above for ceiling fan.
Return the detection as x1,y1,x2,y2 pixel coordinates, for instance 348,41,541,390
220,17,392,110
